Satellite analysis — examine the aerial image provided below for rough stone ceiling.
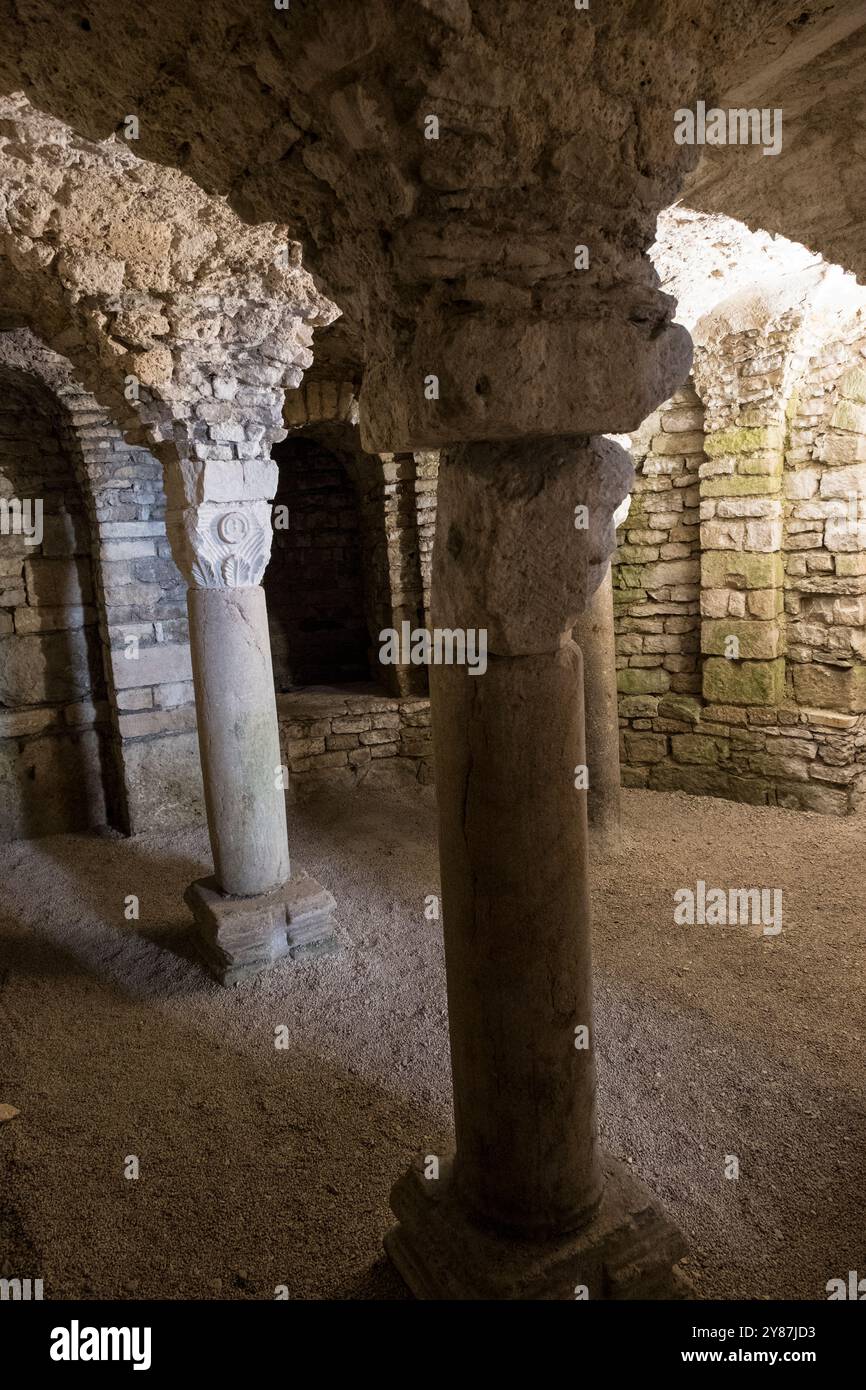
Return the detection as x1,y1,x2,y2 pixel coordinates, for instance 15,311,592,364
0,1,864,445
0,0,836,442
0,93,336,485
684,2,866,285
650,205,866,338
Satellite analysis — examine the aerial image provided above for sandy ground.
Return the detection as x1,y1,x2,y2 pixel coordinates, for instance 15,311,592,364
1,785,865,1301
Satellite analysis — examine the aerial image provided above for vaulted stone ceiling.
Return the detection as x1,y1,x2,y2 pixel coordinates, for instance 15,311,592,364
0,1,864,449
0,0,820,445
684,3,866,284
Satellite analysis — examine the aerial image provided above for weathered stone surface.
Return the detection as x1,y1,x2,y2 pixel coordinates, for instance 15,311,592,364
701,618,782,660
122,732,205,836
701,551,783,590
573,569,622,846
0,630,95,705
703,657,786,706
0,730,108,841
387,1155,687,1301
671,733,723,764
186,870,337,986
792,662,866,713
617,667,670,695
623,732,667,763
432,436,633,654
188,586,289,896
110,643,193,690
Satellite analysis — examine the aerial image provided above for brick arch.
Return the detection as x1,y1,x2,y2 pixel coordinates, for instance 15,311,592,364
0,349,112,837
0,328,206,834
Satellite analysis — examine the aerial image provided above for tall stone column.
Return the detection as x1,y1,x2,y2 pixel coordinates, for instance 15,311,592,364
573,494,630,850
170,486,336,985
573,566,622,851
385,437,686,1299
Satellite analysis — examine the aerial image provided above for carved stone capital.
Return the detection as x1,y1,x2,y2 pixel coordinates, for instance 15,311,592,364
168,500,274,588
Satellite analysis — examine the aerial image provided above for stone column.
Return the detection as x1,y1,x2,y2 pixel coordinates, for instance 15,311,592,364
573,565,622,851
386,437,686,1299
187,584,289,895
171,492,336,985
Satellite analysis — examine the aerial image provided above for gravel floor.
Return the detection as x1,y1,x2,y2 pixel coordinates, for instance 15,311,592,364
1,785,864,1300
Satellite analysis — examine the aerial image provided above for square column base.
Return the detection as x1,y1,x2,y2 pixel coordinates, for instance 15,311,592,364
184,871,337,985
385,1155,689,1300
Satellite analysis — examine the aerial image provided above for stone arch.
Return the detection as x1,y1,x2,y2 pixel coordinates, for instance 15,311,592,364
615,266,866,816
0,94,337,592
0,351,112,837
271,379,436,794
9,2,866,1301
0,328,206,834
279,377,438,699
692,270,866,714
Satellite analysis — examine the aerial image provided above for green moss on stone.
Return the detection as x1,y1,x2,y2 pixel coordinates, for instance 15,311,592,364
702,656,785,706
701,475,780,497
838,367,866,405
792,662,866,714
704,425,784,458
657,693,702,723
617,667,671,695
701,618,782,660
701,551,783,590
614,565,645,590
671,733,722,765
831,399,866,434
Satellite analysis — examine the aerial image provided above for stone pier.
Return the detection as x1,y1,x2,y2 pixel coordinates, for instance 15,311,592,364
385,437,687,1298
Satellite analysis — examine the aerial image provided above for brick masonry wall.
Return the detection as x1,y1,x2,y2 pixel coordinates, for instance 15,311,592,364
613,383,703,706
62,389,204,835
784,324,866,713
0,366,109,839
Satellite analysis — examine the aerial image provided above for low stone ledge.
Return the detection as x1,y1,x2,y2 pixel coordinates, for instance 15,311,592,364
278,688,434,792
618,696,866,816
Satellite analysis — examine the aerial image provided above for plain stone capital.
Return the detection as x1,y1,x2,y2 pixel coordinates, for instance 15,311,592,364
431,435,634,655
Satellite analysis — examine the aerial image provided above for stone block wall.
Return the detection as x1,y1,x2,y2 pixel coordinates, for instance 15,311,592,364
277,690,433,794
64,389,204,835
613,384,703,704
1,352,444,837
614,316,866,815
0,366,109,839
784,327,866,713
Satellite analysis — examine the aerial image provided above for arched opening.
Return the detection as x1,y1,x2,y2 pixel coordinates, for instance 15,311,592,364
266,428,372,691
0,364,113,838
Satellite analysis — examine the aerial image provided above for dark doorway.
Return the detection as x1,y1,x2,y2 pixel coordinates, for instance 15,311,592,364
266,433,371,690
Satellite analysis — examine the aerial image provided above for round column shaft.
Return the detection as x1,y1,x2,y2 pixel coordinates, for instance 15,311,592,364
433,643,602,1236
188,585,290,896
572,566,622,849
